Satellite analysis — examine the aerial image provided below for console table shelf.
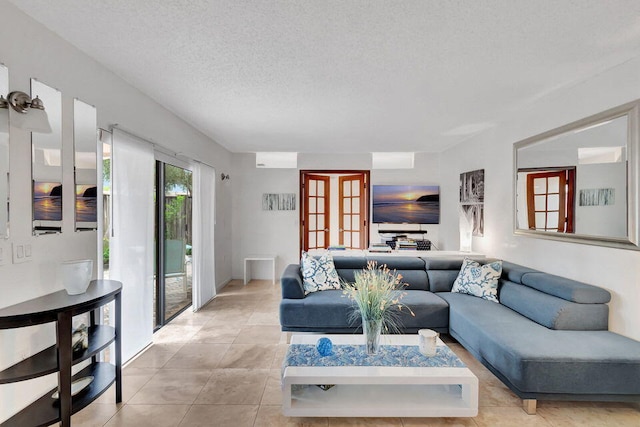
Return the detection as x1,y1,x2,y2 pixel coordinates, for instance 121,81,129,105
0,280,122,427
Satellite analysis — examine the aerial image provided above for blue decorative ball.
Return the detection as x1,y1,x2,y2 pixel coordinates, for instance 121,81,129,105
316,338,334,356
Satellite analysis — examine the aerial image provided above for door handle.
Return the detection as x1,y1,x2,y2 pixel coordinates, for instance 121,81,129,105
339,229,344,232
324,229,329,232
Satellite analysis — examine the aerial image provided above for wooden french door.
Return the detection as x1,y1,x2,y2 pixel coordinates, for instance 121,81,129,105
302,174,330,250
526,169,575,232
300,170,370,252
339,174,367,249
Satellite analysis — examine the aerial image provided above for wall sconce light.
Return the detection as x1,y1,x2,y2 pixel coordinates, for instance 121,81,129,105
221,173,230,181
0,91,52,133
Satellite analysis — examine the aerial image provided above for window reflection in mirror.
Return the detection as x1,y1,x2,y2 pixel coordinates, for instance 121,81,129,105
31,79,62,234
74,99,98,231
514,99,640,251
0,64,8,239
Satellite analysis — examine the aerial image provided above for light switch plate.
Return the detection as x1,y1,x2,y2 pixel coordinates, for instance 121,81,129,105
12,242,33,264
0,244,7,266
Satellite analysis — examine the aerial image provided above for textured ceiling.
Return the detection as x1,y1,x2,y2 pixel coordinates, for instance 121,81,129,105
8,0,640,153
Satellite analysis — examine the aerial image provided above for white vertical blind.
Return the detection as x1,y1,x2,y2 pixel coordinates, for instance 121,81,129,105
110,129,154,362
192,162,216,310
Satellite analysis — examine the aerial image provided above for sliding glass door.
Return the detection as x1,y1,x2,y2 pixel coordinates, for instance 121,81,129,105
154,162,193,328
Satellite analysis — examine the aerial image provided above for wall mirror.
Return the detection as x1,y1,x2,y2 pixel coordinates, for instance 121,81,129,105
74,99,98,231
32,79,62,235
0,64,9,239
514,100,639,250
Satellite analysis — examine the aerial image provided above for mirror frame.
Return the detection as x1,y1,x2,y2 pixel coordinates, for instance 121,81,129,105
31,79,63,235
73,98,98,231
0,63,9,239
513,99,640,250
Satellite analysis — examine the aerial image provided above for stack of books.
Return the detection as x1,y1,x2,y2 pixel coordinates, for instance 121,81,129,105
368,243,392,253
396,239,418,250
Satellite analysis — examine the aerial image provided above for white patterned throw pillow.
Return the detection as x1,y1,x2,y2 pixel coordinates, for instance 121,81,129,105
451,258,503,303
301,251,341,295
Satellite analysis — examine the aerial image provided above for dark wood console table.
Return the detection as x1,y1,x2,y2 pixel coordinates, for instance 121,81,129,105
0,280,122,427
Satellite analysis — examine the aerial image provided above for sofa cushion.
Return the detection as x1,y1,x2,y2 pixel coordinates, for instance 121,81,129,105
367,256,429,291
439,292,640,395
499,281,609,330
280,290,354,330
501,261,539,284
333,256,368,283
451,258,502,303
520,272,611,304
279,289,449,333
301,251,340,294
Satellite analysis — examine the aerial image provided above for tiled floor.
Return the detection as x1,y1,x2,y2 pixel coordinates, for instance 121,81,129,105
71,279,639,426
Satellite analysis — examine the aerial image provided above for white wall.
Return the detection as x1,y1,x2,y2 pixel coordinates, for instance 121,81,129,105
0,2,232,421
439,55,640,341
231,152,441,279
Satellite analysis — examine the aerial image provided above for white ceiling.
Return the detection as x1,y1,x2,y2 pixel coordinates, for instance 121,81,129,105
9,0,640,153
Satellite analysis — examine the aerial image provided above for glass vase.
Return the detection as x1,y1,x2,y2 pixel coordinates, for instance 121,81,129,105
362,317,382,355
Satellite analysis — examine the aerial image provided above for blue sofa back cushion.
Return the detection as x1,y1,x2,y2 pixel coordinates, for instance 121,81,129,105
334,256,429,291
520,272,611,304
499,280,609,330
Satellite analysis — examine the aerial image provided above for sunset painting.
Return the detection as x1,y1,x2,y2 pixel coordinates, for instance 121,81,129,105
372,185,440,224
76,184,98,222
33,181,62,221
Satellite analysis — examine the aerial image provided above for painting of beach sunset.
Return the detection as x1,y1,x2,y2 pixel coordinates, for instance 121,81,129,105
33,181,62,221
372,185,440,224
76,184,98,222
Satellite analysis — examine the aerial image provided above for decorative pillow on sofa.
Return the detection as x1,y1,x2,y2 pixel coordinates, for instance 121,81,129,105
451,258,503,303
301,251,341,295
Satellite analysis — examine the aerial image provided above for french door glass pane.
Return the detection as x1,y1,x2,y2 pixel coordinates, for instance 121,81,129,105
162,164,192,323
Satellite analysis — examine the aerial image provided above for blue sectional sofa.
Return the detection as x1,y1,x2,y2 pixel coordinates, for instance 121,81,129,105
279,255,640,413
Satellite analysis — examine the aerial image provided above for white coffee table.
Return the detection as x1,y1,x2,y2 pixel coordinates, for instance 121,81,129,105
281,334,478,417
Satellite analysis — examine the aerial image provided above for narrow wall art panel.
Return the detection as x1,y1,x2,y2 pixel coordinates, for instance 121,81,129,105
460,169,485,236
579,188,615,206
263,193,296,211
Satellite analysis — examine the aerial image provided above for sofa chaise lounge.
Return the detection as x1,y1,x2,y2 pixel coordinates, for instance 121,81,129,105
279,255,640,414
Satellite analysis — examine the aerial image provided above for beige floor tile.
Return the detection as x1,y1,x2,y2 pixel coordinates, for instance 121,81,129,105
206,309,255,325
127,369,211,405
190,323,242,343
272,343,290,368
126,343,185,369
478,381,521,407
327,417,403,426
248,310,281,325
402,417,479,426
218,343,278,369
152,324,204,343
95,368,158,404
169,311,216,326
103,404,189,427
70,403,121,427
538,406,640,427
179,404,258,427
163,342,231,369
474,407,553,427
195,368,269,404
261,368,284,405
234,325,284,344
254,405,329,426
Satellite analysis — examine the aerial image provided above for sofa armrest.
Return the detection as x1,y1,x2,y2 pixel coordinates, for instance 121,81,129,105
281,264,305,299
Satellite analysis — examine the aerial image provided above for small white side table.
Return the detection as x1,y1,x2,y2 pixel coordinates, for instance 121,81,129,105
244,254,277,285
